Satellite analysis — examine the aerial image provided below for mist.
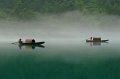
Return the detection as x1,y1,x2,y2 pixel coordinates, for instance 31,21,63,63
0,11,120,42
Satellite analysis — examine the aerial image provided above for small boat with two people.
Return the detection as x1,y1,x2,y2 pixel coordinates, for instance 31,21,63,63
18,38,45,45
17,38,45,49
86,37,109,42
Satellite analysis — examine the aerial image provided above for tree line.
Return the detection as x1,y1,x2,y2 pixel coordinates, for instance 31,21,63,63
0,0,120,19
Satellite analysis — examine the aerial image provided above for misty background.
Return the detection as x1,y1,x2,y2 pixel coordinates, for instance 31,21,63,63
0,11,120,42
0,0,120,42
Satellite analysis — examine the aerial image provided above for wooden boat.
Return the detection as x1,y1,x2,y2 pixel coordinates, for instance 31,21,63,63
12,39,45,49
86,40,109,42
20,41,45,45
86,37,109,42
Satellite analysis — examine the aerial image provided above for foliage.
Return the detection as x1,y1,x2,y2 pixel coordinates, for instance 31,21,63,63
0,0,120,19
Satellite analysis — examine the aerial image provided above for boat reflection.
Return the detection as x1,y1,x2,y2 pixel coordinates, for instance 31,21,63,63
18,44,45,50
86,42,108,47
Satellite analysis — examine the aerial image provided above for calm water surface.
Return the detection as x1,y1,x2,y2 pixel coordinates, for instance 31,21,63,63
0,40,120,79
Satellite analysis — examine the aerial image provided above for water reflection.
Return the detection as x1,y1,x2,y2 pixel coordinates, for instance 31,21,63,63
18,44,45,50
1,42,120,79
86,42,108,46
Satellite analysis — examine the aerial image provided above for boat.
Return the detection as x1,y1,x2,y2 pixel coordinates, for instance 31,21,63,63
19,41,45,45
86,37,109,42
19,42,45,49
86,40,109,42
12,39,45,49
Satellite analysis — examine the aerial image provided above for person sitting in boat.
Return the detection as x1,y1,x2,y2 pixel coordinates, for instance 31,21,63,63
32,39,35,43
18,38,23,44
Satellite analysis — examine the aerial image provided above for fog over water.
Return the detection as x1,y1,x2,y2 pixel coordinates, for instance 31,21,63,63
0,11,120,42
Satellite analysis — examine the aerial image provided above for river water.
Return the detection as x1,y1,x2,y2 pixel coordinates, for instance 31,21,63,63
0,40,120,79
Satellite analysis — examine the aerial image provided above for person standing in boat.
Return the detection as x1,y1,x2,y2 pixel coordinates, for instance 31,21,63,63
32,39,35,43
90,37,92,40
18,38,23,44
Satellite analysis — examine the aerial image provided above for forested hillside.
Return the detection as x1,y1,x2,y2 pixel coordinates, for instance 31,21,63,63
0,0,120,19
